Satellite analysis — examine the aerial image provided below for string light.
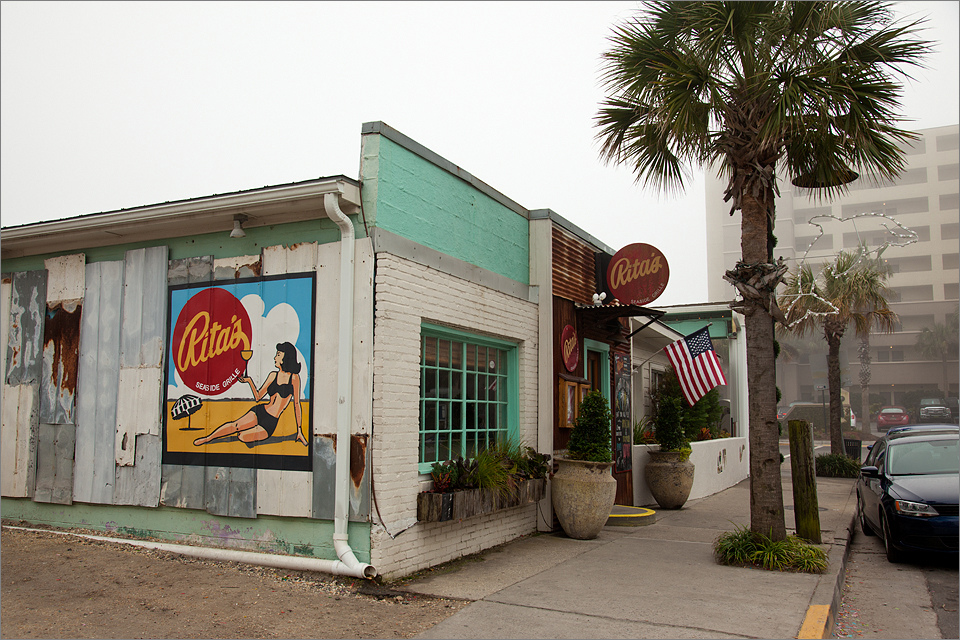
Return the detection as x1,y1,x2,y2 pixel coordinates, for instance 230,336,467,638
776,211,918,328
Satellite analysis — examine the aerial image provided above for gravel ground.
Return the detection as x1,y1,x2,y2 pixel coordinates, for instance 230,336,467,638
1,523,467,639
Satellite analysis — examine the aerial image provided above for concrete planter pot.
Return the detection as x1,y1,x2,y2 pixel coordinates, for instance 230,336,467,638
551,458,617,540
644,450,695,509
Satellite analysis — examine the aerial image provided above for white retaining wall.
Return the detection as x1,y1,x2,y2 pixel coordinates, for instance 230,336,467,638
369,253,539,579
632,437,748,507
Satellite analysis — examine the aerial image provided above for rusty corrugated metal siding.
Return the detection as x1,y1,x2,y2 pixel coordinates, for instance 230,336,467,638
552,226,597,305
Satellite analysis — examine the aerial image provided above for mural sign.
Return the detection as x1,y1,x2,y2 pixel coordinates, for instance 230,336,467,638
613,352,632,473
162,272,315,471
606,243,670,306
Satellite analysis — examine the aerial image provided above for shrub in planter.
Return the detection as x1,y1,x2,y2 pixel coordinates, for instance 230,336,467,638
646,394,696,509
552,390,617,539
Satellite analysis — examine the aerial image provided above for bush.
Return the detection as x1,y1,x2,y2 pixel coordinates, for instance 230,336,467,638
815,453,861,478
429,440,551,495
568,390,612,462
653,396,689,453
713,525,828,573
650,365,724,442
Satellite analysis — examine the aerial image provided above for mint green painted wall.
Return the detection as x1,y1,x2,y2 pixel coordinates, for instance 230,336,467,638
368,136,530,285
1,217,361,273
1,498,371,562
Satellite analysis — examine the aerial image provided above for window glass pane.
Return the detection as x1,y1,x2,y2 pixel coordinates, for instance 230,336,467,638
477,374,487,401
488,376,498,402
478,346,488,373
466,372,476,400
466,403,476,430
424,337,437,366
439,340,450,368
423,401,437,430
465,430,478,459
451,341,462,368
488,404,498,430
451,371,462,399
439,370,449,398
425,369,437,398
466,344,477,371
423,432,436,463
450,431,462,460
439,401,450,432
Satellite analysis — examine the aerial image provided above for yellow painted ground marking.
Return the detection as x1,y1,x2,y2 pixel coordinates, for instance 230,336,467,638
607,507,656,518
797,604,831,639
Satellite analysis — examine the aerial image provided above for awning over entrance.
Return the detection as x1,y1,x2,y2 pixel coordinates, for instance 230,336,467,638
574,302,675,344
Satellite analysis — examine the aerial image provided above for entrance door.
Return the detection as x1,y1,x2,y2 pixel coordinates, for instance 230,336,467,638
584,341,633,505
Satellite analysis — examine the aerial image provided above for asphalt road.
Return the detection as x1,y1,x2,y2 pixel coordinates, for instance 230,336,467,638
834,518,958,639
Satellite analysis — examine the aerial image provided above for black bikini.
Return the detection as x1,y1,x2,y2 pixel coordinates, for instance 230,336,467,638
267,378,294,398
251,376,293,437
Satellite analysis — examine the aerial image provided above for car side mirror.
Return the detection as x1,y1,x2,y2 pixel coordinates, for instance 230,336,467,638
860,465,880,478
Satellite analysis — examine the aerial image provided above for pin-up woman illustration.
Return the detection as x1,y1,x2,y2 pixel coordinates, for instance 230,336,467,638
193,342,308,447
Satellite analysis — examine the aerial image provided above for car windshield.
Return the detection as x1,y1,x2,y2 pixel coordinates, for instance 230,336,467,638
887,439,959,475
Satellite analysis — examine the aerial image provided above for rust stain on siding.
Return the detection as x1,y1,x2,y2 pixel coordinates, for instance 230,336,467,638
43,302,82,394
350,434,368,489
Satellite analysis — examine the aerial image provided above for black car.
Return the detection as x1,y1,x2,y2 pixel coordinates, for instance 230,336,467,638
857,426,959,562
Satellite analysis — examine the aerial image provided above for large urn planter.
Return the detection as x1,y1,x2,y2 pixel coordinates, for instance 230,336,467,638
645,450,695,509
551,458,617,539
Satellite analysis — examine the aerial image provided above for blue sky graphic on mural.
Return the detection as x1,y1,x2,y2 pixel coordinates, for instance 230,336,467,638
166,275,313,401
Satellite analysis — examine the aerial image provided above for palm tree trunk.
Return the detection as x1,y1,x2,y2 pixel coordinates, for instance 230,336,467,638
859,336,872,438
741,192,786,541
825,324,844,455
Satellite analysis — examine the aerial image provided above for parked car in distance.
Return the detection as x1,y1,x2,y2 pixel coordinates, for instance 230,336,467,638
877,406,911,431
857,427,959,562
918,398,952,424
944,397,959,424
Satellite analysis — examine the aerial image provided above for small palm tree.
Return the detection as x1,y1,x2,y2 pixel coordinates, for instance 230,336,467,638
856,247,894,436
915,311,960,398
596,1,929,539
778,249,898,455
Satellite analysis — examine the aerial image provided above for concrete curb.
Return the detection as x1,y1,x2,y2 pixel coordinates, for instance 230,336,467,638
797,485,858,639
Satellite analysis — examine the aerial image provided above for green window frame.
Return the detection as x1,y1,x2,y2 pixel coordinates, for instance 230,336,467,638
419,323,519,474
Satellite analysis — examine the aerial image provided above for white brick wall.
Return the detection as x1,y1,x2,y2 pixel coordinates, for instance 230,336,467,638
369,253,540,578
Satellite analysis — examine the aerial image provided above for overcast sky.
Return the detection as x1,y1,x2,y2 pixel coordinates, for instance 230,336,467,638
2,1,957,305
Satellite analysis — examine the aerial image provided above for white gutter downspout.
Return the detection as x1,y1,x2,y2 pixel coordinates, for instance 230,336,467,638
323,192,377,579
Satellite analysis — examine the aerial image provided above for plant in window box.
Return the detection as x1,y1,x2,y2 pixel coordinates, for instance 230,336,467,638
417,442,550,523
551,389,618,540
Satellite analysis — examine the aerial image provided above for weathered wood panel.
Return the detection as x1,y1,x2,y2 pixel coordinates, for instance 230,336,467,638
204,466,257,518
73,260,124,505
43,254,85,304
213,254,261,280
1,270,47,498
5,270,47,385
312,434,336,520
115,247,167,468
33,423,75,505
39,302,82,425
159,256,213,511
1,274,10,396
114,434,161,507
260,243,316,518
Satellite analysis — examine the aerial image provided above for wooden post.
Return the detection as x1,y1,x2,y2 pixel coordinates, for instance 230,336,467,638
788,419,822,543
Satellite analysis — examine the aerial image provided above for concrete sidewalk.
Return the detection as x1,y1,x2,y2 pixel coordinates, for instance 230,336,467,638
398,466,858,639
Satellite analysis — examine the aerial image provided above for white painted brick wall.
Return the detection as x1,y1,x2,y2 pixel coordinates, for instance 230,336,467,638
369,253,540,579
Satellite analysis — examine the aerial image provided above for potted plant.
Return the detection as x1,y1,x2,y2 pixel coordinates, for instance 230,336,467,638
551,389,617,539
645,394,695,509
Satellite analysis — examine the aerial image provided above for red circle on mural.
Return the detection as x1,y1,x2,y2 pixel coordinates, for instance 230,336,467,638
606,243,670,306
560,324,579,372
172,288,253,396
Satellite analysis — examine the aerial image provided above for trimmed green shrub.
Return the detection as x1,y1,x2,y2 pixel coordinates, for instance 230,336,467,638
713,525,828,573
815,453,861,478
568,390,613,462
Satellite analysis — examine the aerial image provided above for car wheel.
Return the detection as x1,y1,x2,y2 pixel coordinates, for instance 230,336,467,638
857,494,875,536
881,512,905,563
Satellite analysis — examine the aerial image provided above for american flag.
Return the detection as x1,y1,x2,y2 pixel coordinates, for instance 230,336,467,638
663,327,727,406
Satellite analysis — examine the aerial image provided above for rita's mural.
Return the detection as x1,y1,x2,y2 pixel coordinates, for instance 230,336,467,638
162,273,315,471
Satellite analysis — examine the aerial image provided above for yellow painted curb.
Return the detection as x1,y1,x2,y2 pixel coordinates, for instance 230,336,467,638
607,507,656,518
797,604,831,639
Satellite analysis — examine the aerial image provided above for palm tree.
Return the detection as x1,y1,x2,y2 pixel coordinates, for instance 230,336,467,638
596,1,929,539
915,311,960,397
778,248,898,455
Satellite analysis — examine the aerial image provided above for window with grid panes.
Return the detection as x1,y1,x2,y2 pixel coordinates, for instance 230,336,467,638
419,325,516,473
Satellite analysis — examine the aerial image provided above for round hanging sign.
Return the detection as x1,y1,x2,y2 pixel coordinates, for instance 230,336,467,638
172,287,253,396
606,243,670,306
560,324,579,372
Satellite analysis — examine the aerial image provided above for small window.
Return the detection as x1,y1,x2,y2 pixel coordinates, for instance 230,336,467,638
419,325,516,472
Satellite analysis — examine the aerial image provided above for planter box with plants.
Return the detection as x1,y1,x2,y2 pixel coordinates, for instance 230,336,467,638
417,443,550,523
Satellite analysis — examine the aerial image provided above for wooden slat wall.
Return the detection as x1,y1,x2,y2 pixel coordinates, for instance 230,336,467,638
33,254,85,505
160,255,214,511
113,247,167,507
1,270,47,498
552,226,597,305
73,261,124,504
259,243,316,519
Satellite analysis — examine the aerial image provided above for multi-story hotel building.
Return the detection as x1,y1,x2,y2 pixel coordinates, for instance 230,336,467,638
705,124,959,408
